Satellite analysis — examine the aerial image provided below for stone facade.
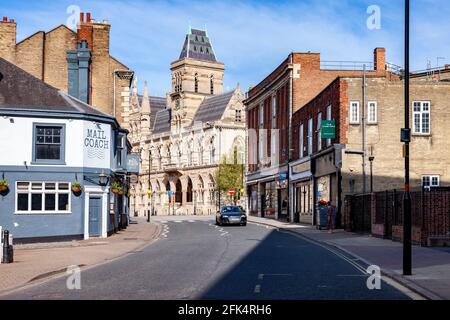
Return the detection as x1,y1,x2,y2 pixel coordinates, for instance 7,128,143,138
0,13,133,125
127,28,246,217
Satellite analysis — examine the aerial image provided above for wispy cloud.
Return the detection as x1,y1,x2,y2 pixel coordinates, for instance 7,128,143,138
3,0,450,96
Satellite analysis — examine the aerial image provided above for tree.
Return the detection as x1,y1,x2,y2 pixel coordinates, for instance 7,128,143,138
214,151,244,205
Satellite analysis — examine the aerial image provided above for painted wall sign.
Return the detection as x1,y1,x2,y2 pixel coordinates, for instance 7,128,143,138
83,122,111,168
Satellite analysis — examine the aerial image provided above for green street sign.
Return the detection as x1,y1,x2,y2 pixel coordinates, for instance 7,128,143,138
321,120,335,139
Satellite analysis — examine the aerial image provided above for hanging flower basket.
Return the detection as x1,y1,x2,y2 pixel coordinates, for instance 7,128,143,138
0,180,9,192
71,181,82,194
118,187,124,196
111,182,120,194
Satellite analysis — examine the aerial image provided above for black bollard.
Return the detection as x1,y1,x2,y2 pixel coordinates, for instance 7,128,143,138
2,230,13,264
147,210,150,223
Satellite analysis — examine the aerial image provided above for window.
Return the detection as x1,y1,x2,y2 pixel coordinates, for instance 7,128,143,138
299,123,304,158
422,175,439,188
317,112,322,152
259,103,264,128
235,110,242,122
210,75,214,94
326,105,332,146
194,73,199,93
272,95,277,128
116,132,125,168
368,101,377,124
33,124,65,164
349,101,359,124
16,182,71,213
307,117,313,155
413,101,431,134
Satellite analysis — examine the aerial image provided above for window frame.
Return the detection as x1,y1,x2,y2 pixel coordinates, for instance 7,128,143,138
317,112,322,152
307,117,313,155
15,181,72,214
349,101,360,124
412,101,431,135
326,105,332,147
299,123,304,159
367,101,378,124
32,123,66,165
422,175,440,188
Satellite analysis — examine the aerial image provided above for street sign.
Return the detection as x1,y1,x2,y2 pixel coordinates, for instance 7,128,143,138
321,120,336,139
278,172,288,181
167,190,173,197
228,189,236,195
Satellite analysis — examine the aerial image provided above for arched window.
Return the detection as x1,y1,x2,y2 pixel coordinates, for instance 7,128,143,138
194,73,198,93
187,177,193,203
210,75,214,94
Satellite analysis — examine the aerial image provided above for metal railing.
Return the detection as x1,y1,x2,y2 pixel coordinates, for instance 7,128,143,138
320,61,374,71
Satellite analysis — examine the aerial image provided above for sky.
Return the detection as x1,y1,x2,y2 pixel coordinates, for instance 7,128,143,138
1,0,449,96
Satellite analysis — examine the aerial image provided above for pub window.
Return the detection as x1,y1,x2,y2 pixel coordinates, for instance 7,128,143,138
422,175,439,188
16,182,71,213
33,124,65,164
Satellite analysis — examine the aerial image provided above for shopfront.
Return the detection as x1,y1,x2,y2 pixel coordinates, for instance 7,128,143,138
290,158,313,224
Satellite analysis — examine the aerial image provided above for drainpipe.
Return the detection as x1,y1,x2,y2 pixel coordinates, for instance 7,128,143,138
287,54,294,222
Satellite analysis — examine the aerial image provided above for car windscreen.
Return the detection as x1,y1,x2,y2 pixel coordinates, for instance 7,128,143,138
221,206,242,215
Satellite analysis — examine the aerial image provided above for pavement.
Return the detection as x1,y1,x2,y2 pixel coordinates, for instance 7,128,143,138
247,215,450,300
1,215,413,300
0,218,162,295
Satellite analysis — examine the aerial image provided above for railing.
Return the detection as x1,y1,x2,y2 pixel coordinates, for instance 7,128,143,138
320,61,374,71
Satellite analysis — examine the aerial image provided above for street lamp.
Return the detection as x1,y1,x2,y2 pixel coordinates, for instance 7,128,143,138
99,171,108,187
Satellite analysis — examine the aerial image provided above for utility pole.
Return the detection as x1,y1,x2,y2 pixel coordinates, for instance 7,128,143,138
402,0,412,276
362,64,367,195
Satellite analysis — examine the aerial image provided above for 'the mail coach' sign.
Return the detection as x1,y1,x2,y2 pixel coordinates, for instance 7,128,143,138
83,122,111,168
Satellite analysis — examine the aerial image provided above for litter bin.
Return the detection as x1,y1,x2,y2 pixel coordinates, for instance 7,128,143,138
316,205,328,230
2,230,13,264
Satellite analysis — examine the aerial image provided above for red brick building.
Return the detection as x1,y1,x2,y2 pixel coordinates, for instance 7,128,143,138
245,48,397,222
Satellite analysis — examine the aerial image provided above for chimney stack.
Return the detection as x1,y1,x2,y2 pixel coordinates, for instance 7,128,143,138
86,13,91,23
374,47,386,72
80,12,84,23
2,16,7,22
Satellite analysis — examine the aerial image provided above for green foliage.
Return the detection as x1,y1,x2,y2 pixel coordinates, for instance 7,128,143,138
111,181,120,189
72,181,81,189
0,180,8,187
214,154,244,194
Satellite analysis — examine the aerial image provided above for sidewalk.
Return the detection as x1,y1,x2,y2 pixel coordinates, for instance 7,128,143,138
0,218,162,295
248,216,450,300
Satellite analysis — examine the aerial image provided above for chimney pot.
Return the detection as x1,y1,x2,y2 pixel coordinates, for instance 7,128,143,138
86,13,91,22
80,12,84,23
2,16,7,22
9,19,14,23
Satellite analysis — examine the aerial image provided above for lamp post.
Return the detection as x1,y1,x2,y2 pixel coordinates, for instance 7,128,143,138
402,0,412,276
369,156,374,193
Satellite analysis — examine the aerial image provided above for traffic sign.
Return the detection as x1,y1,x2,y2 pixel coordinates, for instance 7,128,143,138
228,189,236,195
321,120,336,139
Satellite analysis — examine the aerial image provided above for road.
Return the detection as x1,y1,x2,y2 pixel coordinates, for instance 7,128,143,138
2,216,410,300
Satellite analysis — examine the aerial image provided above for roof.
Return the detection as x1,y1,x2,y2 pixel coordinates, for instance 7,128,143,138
152,109,172,134
193,90,234,123
138,95,166,129
0,57,115,122
179,28,217,62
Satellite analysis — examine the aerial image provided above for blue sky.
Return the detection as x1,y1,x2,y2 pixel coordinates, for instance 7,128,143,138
2,0,449,96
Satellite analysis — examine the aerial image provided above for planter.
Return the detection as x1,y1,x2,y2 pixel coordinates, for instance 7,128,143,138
112,188,119,194
71,187,81,193
0,185,8,192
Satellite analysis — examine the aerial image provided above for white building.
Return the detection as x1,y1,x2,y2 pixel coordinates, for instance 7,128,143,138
127,28,246,216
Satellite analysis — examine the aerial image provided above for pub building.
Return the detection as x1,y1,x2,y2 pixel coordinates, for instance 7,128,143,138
0,58,130,243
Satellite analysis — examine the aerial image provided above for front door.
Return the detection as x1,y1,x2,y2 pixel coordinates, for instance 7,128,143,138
89,197,102,237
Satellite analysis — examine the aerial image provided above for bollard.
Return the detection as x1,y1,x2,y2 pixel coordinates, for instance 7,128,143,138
2,230,13,264
147,210,150,222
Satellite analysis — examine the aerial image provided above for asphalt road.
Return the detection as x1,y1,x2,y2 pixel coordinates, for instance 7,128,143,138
2,216,409,300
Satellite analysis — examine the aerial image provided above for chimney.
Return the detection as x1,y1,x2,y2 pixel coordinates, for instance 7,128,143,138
445,64,450,70
2,16,7,22
86,13,91,23
80,12,84,23
0,15,17,63
374,47,386,72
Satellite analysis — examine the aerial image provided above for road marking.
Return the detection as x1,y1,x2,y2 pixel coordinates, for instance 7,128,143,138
220,232,228,236
188,220,195,223
258,273,292,280
174,220,182,223
254,285,261,293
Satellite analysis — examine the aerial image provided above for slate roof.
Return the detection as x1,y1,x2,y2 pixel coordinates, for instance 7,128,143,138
193,91,234,123
179,28,217,62
152,108,172,134
0,57,113,120
138,95,166,129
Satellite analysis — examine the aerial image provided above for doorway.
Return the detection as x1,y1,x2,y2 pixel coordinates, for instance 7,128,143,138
89,196,102,237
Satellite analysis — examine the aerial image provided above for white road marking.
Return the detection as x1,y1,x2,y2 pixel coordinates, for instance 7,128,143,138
188,220,195,223
174,221,182,223
254,285,261,293
220,232,228,236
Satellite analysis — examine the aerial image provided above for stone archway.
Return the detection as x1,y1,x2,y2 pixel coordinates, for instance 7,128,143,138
175,179,182,204
186,176,193,203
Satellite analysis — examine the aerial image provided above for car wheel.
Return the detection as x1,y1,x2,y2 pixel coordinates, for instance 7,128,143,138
242,223,247,226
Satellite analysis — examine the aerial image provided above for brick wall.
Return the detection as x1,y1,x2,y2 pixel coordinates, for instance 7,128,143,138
0,17,16,63
15,31,45,79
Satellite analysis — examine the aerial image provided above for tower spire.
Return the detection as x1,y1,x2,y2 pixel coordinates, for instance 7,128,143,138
141,81,150,114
